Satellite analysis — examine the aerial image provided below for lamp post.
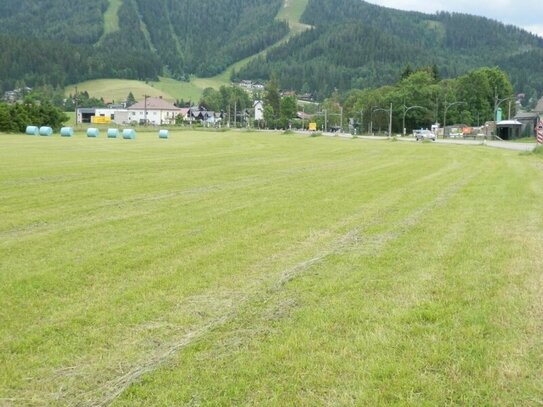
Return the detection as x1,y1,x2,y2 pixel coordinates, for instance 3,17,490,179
443,101,466,138
402,105,424,136
369,107,374,135
372,104,393,137
494,95,515,122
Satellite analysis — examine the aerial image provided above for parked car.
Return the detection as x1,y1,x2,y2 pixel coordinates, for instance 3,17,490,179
413,129,436,141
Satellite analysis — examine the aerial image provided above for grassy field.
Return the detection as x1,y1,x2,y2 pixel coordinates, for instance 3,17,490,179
100,0,123,41
1,131,542,405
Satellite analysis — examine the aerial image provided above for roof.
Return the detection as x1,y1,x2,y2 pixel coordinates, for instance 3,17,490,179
514,112,539,119
535,97,543,113
128,97,181,111
497,120,522,126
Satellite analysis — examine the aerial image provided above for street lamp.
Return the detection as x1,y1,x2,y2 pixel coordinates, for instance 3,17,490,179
402,105,425,136
494,95,515,122
443,101,466,137
372,104,393,137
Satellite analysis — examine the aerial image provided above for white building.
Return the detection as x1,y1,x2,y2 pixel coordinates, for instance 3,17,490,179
127,96,183,125
254,100,264,121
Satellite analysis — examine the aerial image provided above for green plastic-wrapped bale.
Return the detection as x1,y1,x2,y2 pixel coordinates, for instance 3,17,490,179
107,128,119,138
60,127,74,137
25,126,39,136
39,126,53,136
87,128,99,138
122,129,136,140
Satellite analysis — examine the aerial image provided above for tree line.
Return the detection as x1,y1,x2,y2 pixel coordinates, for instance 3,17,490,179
329,66,515,134
0,102,68,133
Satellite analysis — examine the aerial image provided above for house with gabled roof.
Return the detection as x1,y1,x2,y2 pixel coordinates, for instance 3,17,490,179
127,96,182,125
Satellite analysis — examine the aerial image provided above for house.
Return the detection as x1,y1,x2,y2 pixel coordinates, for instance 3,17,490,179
297,111,312,121
77,108,126,124
77,108,96,124
496,120,523,140
127,96,182,125
534,97,543,114
514,111,540,137
254,100,264,121
2,86,32,103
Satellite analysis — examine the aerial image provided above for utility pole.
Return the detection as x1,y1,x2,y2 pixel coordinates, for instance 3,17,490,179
340,106,343,133
143,94,149,126
388,103,393,138
360,110,364,135
234,100,237,128
74,86,78,126
324,109,328,133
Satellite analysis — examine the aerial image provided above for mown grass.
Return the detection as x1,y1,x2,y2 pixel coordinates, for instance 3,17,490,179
1,131,542,405
100,0,123,40
65,78,180,104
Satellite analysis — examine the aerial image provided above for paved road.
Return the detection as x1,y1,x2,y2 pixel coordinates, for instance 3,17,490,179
296,131,537,152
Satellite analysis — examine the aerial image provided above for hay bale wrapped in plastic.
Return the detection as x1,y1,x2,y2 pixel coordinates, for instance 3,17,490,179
159,129,169,139
87,128,99,138
25,126,39,136
122,129,136,140
60,127,74,137
39,126,53,136
107,128,119,138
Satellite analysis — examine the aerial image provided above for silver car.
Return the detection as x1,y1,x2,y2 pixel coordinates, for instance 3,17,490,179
414,129,436,141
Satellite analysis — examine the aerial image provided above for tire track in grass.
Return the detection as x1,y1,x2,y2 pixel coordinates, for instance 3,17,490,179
84,173,474,406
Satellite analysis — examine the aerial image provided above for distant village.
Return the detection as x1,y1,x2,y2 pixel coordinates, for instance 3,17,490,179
3,82,543,139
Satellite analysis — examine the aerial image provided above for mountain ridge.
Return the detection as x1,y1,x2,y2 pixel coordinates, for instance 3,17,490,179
0,0,542,100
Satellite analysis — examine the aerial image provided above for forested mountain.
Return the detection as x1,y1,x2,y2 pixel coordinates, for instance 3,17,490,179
0,0,287,91
237,0,543,99
0,0,542,100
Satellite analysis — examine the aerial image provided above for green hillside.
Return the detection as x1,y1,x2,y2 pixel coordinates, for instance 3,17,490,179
237,0,543,98
2,0,543,100
67,0,313,102
65,77,204,105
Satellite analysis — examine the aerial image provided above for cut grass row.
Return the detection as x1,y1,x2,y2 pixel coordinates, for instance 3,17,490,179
1,131,542,405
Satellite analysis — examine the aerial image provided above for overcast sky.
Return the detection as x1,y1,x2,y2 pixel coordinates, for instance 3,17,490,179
365,0,543,37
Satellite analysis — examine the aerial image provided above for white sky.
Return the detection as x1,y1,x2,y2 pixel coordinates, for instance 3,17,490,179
365,0,543,37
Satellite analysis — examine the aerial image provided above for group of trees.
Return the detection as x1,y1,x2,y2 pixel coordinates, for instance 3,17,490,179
198,78,298,129
329,66,515,134
0,102,68,133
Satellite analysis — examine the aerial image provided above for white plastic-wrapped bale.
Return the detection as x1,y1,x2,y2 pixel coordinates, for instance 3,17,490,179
107,128,119,138
159,129,169,139
87,128,100,138
39,126,53,136
60,127,74,137
25,126,39,136
122,129,136,140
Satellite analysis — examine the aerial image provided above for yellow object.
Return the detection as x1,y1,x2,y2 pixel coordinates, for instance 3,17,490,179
91,116,112,124
308,122,317,131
